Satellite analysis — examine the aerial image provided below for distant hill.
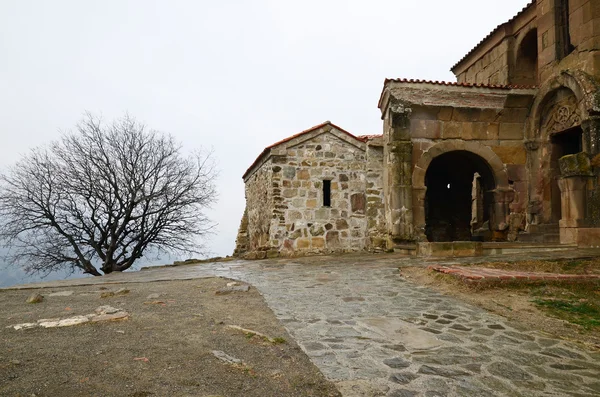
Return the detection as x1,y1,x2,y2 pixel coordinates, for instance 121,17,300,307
0,248,177,288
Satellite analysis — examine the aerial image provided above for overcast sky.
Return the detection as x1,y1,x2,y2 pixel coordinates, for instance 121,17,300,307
0,0,529,281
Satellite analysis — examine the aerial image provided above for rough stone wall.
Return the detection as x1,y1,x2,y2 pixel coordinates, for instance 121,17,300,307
233,208,249,256
365,140,386,249
537,0,600,83
243,158,273,255
457,38,512,85
268,133,372,255
454,4,537,85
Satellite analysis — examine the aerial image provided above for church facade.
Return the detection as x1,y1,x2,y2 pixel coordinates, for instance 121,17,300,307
235,0,600,258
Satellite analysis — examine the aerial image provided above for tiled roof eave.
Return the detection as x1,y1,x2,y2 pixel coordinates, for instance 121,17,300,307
451,1,536,72
383,78,537,90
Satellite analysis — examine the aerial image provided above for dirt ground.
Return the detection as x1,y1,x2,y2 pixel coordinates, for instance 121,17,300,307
0,278,340,397
400,264,600,350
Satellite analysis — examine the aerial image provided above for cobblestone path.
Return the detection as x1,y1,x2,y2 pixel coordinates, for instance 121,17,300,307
5,252,600,396
214,260,600,397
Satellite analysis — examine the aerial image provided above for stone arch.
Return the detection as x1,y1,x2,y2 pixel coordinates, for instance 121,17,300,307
412,140,509,189
412,140,512,241
528,70,599,142
527,71,600,223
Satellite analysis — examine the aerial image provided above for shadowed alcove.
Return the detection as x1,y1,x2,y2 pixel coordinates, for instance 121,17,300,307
425,150,496,242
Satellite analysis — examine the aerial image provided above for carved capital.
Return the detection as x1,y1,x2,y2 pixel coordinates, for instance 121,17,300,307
390,102,412,116
389,102,412,130
524,140,540,151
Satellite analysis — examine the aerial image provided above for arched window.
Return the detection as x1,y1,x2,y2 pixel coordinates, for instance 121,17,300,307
555,0,574,60
513,29,538,85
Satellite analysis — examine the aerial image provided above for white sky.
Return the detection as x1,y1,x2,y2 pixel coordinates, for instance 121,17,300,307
0,0,529,259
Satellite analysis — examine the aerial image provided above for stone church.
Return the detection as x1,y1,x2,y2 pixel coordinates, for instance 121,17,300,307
235,0,600,258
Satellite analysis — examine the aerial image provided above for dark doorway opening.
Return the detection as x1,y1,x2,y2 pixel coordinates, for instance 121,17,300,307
425,151,496,242
550,126,584,221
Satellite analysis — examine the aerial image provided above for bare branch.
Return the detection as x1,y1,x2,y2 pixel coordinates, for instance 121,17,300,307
0,113,218,276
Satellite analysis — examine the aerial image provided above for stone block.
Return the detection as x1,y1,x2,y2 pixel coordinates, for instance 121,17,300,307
283,189,298,198
452,108,481,122
452,242,483,257
311,237,325,249
467,123,493,140
411,106,439,120
283,167,296,179
576,228,600,247
437,107,453,121
351,193,366,213
498,123,524,140
560,227,578,244
492,146,526,165
441,121,462,139
411,120,441,139
479,109,501,122
297,169,310,180
306,198,317,208
326,231,340,247
498,108,530,123
296,238,310,249
336,219,349,230
504,95,534,108
315,208,330,220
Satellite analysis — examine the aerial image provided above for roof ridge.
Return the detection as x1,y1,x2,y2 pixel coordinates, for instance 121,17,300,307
242,121,363,180
451,1,535,71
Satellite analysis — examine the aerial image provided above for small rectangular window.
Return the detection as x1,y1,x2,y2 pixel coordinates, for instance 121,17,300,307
323,180,331,207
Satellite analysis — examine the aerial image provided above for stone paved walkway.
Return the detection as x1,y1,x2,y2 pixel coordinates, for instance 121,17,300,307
429,265,600,282
4,251,600,396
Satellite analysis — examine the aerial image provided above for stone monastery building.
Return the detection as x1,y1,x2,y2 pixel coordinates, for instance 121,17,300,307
235,0,600,258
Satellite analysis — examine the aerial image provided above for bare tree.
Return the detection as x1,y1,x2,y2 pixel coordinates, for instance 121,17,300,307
0,113,217,276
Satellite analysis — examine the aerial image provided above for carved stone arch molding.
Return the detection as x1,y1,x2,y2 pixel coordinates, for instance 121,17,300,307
412,140,509,189
529,70,600,143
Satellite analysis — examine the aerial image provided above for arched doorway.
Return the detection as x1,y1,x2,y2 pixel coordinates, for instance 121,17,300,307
424,150,496,242
540,87,584,222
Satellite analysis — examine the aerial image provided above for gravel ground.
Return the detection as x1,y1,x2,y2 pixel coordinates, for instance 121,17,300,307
0,278,340,397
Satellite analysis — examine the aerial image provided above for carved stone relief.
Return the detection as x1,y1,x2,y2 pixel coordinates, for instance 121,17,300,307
542,95,582,134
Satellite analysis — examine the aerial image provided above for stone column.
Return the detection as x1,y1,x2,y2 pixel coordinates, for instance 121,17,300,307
582,116,600,156
557,153,593,244
386,102,414,242
412,186,427,241
487,187,515,241
524,139,542,226
582,116,600,227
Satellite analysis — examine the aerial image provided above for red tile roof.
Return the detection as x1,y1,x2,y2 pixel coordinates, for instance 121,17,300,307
383,78,536,90
242,121,365,180
451,1,535,72
357,134,383,140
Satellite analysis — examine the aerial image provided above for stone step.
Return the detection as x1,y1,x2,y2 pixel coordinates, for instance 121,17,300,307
482,242,576,255
392,244,417,255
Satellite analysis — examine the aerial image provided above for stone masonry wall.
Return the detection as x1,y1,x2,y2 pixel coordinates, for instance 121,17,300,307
243,158,273,255
365,141,386,249
409,102,531,240
537,0,600,84
457,38,512,85
268,133,374,255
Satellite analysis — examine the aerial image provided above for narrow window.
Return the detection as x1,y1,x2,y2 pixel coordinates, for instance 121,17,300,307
556,0,574,60
323,180,331,207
